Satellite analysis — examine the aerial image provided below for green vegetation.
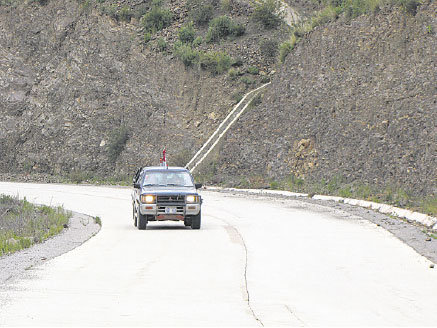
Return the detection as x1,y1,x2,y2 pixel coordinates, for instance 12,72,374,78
141,5,173,33
231,92,244,104
248,93,263,108
178,22,196,44
241,75,255,86
107,126,130,162
247,66,259,75
174,42,232,74
199,51,232,74
174,42,200,67
192,36,203,47
261,174,437,216
279,0,421,63
221,0,232,12
205,16,245,43
228,68,243,80
0,195,71,257
119,6,132,22
187,0,214,26
260,39,279,58
157,37,168,51
252,0,283,28
94,216,102,226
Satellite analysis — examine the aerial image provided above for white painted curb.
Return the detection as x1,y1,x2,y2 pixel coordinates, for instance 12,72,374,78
204,186,437,231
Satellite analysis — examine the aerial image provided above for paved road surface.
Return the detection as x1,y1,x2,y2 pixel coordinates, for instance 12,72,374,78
0,182,436,326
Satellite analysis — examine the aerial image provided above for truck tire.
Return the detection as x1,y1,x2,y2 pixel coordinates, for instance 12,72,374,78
191,212,201,230
137,208,148,230
184,217,192,227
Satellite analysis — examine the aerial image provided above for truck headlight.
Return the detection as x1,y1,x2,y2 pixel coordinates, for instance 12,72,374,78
141,194,156,204
186,195,199,203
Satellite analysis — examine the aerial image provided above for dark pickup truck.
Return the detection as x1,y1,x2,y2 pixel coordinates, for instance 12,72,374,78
132,166,202,230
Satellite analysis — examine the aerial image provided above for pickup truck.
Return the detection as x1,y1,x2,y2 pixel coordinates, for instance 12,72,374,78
132,166,202,230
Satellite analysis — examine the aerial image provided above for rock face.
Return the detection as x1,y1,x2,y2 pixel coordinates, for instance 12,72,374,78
0,0,435,197
0,0,241,176
213,3,436,195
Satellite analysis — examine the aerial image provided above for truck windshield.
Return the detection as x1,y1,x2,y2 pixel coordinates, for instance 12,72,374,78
142,171,194,187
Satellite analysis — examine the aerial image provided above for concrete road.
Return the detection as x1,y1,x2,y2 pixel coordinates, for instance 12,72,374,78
0,182,436,326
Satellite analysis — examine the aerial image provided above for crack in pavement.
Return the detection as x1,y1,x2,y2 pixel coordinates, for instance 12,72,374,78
208,213,264,327
284,304,306,326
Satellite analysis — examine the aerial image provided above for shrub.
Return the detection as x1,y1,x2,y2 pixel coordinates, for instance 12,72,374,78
279,41,292,63
252,0,282,28
157,37,167,51
199,51,232,74
228,68,240,80
231,92,244,104
221,0,232,12
249,93,262,107
141,6,173,33
174,42,200,67
134,4,149,19
102,4,119,20
205,16,245,42
310,5,339,28
178,22,196,44
107,126,130,162
259,39,278,58
247,66,259,75
279,34,298,63
187,0,214,26
119,6,132,22
400,0,419,14
231,57,244,67
144,32,152,43
192,36,203,47
241,76,255,86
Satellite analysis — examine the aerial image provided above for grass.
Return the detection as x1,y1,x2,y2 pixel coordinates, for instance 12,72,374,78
0,195,72,257
205,16,245,43
94,216,102,226
209,173,437,217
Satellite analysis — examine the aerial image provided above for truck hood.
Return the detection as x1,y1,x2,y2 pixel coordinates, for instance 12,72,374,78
140,186,198,194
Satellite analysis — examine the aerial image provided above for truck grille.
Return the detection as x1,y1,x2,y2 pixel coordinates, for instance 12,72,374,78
157,206,184,214
157,195,185,205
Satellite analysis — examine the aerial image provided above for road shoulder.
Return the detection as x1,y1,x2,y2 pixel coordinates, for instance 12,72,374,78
0,212,100,284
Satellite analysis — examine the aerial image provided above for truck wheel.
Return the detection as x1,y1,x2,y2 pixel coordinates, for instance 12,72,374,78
184,217,192,227
137,208,148,230
191,212,201,230
133,204,137,227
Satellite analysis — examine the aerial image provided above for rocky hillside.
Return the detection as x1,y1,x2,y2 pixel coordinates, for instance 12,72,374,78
206,1,436,197
0,0,435,201
0,0,287,177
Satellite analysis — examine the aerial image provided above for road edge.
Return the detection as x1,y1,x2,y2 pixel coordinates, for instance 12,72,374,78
0,211,101,284
204,186,437,231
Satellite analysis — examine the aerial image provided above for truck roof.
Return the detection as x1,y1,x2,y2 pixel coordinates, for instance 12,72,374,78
142,166,190,173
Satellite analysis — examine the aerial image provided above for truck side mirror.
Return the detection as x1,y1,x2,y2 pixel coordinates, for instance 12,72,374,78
195,183,202,189
133,183,140,189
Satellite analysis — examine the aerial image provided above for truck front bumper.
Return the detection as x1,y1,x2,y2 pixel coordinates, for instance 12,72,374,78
139,203,201,217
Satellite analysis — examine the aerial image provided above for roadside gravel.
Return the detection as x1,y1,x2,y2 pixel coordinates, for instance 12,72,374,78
0,212,100,284
208,188,437,265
